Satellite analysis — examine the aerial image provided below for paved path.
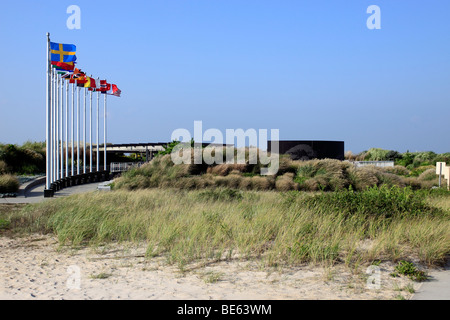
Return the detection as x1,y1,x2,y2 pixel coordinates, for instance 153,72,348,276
0,179,107,204
411,260,450,300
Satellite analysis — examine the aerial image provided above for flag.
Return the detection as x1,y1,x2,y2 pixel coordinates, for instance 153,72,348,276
99,80,111,94
51,61,75,71
68,68,83,83
76,74,87,87
84,77,96,89
61,72,72,80
50,42,77,63
111,84,121,97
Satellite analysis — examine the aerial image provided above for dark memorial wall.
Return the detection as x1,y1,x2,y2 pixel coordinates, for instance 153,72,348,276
268,140,344,161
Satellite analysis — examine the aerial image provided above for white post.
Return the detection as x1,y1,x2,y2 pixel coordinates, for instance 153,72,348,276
52,68,56,182
56,73,60,180
45,33,51,190
65,77,69,177
89,78,93,173
83,87,87,174
104,88,107,171
77,86,80,175
71,81,74,176
97,78,100,172
60,76,64,179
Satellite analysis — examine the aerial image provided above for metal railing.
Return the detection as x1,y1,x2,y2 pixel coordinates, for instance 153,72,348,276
110,162,145,173
353,161,395,168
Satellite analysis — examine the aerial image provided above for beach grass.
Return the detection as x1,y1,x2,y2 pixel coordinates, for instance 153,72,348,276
2,186,449,270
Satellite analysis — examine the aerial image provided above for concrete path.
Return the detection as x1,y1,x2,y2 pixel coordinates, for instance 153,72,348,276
411,260,450,300
0,178,108,204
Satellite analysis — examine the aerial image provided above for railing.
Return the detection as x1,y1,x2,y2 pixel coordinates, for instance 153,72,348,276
353,161,395,168
110,162,145,173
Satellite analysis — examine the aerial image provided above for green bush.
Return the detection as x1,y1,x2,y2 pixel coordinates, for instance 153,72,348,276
393,260,428,282
0,174,20,193
0,142,45,174
302,185,441,219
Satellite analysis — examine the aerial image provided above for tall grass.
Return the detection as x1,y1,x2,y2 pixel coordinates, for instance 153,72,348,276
0,174,20,193
8,187,449,269
113,153,443,193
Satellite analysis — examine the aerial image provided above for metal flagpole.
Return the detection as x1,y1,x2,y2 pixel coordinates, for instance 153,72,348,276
60,76,64,179
65,77,69,177
52,68,56,183
104,84,107,171
56,72,60,180
77,86,80,175
89,76,93,173
97,78,100,172
71,81,74,177
83,87,87,174
45,33,52,194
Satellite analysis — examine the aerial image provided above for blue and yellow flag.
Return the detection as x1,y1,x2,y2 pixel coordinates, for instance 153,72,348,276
50,42,77,63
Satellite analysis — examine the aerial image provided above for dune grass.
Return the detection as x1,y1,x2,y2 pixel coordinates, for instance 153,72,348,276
0,174,20,193
3,186,448,270
112,153,443,193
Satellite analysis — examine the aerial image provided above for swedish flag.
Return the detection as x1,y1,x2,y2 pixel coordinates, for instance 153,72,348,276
50,42,76,63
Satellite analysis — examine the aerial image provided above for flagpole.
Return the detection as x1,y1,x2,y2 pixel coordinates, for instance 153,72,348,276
60,76,64,180
77,86,80,175
104,86,107,171
65,77,69,178
89,76,93,173
71,81,74,177
56,72,60,180
97,78,100,172
52,68,56,183
83,87,87,174
45,33,52,195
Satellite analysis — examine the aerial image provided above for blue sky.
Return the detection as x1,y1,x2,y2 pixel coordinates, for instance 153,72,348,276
0,0,449,153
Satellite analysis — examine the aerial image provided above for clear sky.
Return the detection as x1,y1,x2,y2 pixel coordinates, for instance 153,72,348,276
0,0,449,153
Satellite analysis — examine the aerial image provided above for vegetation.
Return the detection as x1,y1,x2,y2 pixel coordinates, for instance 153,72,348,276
391,260,429,282
0,174,20,193
112,149,446,193
345,148,450,171
0,142,46,175
1,187,448,270
1,143,449,273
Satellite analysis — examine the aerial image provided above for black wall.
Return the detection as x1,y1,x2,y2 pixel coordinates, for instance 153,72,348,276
268,140,344,161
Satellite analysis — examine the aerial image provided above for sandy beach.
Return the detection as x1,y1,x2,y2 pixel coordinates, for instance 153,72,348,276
0,234,420,300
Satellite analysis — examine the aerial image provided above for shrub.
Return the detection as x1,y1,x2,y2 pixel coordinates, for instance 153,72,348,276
302,185,441,219
275,173,299,191
0,161,9,174
207,164,247,176
365,148,390,161
197,188,243,201
382,166,410,176
347,167,379,191
0,174,20,193
394,260,428,282
418,168,438,182
295,159,350,191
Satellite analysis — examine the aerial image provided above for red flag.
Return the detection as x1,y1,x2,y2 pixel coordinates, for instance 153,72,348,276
51,61,75,71
111,84,121,97
87,78,98,91
76,74,87,86
68,68,83,84
99,80,111,94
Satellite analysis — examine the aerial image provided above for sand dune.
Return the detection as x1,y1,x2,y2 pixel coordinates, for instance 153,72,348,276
0,234,418,300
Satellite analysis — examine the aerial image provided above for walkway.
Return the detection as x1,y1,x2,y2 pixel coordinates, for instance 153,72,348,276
411,260,450,300
0,178,106,204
